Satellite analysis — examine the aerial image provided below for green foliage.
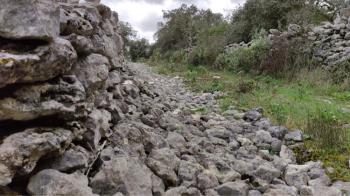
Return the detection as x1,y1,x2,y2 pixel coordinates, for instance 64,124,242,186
269,103,289,125
306,108,348,149
155,4,225,52
152,4,229,66
119,22,136,52
119,22,151,61
227,0,337,43
236,80,257,94
129,38,151,61
214,31,270,72
330,61,350,86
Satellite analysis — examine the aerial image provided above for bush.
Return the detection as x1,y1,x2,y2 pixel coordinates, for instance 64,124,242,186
306,108,348,149
330,61,350,86
236,80,257,93
214,31,270,72
227,0,334,43
169,49,188,64
261,34,315,77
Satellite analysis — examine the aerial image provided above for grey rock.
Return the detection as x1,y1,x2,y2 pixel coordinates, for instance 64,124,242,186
178,160,202,187
345,32,350,40
248,190,262,196
166,132,187,153
267,126,288,140
214,181,249,196
0,37,77,88
270,139,282,152
244,108,263,122
85,0,101,4
253,162,281,183
0,75,85,121
50,145,89,172
67,34,94,54
288,24,302,37
165,186,202,196
146,148,180,186
27,169,95,196
332,181,350,195
300,185,342,196
152,174,165,196
0,0,59,40
308,175,331,186
204,189,220,196
72,53,109,92
263,188,295,196
284,130,303,142
90,154,153,196
60,6,95,36
0,128,73,186
205,126,231,139
279,145,296,164
122,80,140,99
197,172,219,190
84,109,111,148
255,130,273,144
284,165,310,189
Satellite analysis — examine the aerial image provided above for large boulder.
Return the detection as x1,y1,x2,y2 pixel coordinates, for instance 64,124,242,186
146,148,181,186
214,181,249,196
71,53,109,93
0,128,74,186
0,38,77,88
0,75,86,121
0,0,60,40
90,150,155,196
27,169,95,196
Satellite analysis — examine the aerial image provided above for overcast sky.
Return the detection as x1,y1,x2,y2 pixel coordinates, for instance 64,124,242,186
101,0,246,42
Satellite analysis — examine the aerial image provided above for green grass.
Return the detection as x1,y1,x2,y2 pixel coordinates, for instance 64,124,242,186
150,61,350,181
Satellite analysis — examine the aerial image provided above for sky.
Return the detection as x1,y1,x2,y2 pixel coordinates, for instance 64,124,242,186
101,0,246,42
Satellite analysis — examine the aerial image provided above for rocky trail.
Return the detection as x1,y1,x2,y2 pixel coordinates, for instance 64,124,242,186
0,0,350,195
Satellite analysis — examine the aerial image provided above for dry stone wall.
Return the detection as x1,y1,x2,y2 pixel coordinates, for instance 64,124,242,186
0,0,350,195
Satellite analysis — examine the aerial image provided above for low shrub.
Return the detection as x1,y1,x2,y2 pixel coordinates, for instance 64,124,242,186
214,31,270,72
236,80,257,93
330,61,350,87
169,49,188,64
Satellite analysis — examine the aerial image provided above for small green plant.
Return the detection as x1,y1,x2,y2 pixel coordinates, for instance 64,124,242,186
202,79,225,93
236,80,256,93
269,103,288,125
306,109,348,149
185,70,199,83
297,82,307,101
332,92,350,101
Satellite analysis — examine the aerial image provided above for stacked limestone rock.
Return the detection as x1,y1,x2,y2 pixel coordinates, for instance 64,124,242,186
309,8,350,69
225,8,350,71
0,0,124,194
1,0,350,195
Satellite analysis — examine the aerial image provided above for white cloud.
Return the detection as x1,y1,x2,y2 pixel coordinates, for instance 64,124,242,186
102,0,245,42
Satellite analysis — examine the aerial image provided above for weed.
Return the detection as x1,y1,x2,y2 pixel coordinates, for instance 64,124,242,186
236,80,257,93
269,103,288,125
306,108,348,149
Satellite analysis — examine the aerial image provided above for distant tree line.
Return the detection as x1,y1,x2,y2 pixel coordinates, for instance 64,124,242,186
121,0,350,64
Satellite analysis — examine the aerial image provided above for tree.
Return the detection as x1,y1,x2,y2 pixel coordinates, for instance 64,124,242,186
129,38,151,61
153,4,228,65
119,21,136,54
